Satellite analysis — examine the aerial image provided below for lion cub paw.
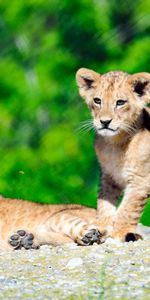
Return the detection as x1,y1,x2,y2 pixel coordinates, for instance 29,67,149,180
81,229,102,245
110,230,143,242
76,226,105,246
125,232,143,242
9,230,39,250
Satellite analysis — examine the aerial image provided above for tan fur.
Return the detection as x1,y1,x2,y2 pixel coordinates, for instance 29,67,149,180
0,196,103,250
76,68,150,241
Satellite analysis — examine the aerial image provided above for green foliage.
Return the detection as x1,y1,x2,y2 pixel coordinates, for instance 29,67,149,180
0,0,150,224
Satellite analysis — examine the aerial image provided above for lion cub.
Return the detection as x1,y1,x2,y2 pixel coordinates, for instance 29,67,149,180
0,196,104,250
76,68,150,241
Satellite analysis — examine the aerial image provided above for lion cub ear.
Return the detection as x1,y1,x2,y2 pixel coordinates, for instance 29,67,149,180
129,72,150,104
76,68,100,104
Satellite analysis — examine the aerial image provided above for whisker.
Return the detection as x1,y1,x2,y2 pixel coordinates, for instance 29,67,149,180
121,121,139,136
79,119,93,125
75,119,96,134
76,126,95,134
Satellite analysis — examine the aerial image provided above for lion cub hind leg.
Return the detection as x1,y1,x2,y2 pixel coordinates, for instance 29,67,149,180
49,212,104,246
8,230,39,250
8,229,72,249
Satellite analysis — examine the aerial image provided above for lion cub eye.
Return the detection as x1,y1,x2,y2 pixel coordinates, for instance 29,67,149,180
116,99,127,106
93,97,101,105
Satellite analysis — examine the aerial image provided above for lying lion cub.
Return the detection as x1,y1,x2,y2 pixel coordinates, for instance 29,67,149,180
76,68,150,241
0,196,105,250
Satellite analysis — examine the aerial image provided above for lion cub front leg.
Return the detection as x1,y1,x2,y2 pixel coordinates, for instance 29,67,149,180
111,182,150,241
98,173,121,229
49,212,104,246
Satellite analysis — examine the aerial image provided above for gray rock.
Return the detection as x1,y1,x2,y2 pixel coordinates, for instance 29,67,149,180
66,257,83,268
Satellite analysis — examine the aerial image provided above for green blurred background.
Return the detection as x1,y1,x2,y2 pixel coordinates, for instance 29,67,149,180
0,0,150,225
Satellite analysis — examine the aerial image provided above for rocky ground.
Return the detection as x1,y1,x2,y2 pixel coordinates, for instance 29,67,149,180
0,224,150,300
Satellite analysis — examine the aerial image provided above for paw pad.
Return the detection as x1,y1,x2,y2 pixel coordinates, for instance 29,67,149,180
82,229,102,245
9,230,35,250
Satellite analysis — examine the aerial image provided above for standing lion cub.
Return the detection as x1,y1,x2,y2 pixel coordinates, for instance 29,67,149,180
76,68,150,241
1,69,149,251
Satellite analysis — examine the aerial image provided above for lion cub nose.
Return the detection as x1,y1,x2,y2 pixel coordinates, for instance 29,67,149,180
100,119,112,128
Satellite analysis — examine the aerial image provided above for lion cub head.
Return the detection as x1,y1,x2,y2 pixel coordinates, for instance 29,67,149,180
76,68,150,137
